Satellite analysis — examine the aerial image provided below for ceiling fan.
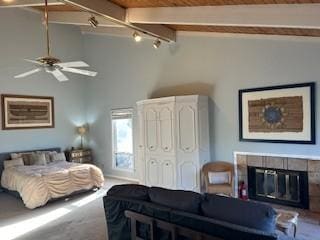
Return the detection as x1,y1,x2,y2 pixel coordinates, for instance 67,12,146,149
15,0,97,82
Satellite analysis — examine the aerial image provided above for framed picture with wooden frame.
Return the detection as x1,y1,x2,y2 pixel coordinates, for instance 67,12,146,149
1,94,55,130
239,82,315,144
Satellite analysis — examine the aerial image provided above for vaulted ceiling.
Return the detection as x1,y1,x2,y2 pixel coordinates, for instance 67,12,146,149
110,0,320,7
2,0,320,41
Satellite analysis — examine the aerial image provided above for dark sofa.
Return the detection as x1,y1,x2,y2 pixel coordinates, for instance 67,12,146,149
103,184,295,240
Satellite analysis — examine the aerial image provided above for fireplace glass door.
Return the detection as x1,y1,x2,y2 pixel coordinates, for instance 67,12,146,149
248,166,308,209
255,169,300,203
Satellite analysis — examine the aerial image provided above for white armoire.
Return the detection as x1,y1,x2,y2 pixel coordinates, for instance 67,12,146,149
136,95,210,192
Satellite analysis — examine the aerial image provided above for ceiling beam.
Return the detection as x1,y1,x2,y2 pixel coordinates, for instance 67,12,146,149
49,11,123,28
127,4,320,29
0,0,63,8
60,0,126,22
59,0,176,42
80,26,153,39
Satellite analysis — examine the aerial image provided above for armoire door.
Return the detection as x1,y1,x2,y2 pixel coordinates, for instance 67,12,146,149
178,161,199,191
145,107,158,154
177,104,197,153
176,101,200,192
137,107,145,184
146,156,160,187
161,159,175,189
159,105,174,155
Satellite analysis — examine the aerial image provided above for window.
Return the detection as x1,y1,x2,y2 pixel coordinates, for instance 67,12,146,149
111,109,134,171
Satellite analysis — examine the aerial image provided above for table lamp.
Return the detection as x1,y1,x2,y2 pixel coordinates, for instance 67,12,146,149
77,125,88,149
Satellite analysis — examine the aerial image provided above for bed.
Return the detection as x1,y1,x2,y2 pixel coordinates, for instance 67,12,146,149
0,148,104,209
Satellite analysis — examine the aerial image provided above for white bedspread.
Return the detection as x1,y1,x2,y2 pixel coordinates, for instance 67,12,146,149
1,161,104,209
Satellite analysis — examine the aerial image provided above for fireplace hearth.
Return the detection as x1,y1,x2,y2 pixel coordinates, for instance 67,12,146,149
248,166,309,209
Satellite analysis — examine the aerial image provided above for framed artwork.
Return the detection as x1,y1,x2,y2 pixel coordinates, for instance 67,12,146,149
1,94,54,130
239,82,315,144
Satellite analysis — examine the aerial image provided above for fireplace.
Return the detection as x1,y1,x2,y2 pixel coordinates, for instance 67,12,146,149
248,166,309,209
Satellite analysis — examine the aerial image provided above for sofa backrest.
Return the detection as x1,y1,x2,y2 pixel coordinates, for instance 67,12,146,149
201,193,277,232
107,184,149,201
148,187,202,214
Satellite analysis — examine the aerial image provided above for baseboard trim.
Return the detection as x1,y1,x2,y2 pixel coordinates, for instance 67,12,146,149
104,174,139,183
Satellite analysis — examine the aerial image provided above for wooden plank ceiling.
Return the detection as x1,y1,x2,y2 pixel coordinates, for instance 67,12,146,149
110,0,320,7
34,0,320,38
170,25,320,37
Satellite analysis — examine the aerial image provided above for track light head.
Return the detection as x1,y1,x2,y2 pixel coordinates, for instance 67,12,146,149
153,39,161,49
133,31,142,42
88,15,99,28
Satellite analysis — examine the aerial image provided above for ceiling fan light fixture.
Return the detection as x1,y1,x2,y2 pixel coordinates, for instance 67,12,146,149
15,0,98,82
133,31,142,42
88,15,99,28
153,39,161,49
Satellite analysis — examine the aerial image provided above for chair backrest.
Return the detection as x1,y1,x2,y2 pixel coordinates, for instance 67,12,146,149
202,162,234,186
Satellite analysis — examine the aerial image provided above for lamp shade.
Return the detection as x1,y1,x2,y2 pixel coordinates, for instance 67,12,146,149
77,126,87,135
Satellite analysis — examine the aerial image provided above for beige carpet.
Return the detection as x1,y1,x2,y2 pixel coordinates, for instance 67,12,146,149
0,178,319,240
0,178,131,240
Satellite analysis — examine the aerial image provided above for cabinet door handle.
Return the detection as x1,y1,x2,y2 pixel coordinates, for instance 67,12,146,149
165,163,169,166
164,147,169,150
185,147,190,150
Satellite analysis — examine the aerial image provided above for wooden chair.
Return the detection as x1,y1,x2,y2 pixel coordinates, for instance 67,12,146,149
202,162,235,196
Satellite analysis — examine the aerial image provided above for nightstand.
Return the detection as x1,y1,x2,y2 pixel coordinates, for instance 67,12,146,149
67,149,92,164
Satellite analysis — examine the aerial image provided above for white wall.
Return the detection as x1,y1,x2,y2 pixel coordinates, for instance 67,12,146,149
0,9,88,153
83,33,320,179
2,8,320,180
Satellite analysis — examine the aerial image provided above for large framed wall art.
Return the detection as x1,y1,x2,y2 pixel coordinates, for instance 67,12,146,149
1,94,54,130
239,83,315,144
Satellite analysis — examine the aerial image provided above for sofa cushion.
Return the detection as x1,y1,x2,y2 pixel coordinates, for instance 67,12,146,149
107,184,149,201
148,187,202,214
201,194,277,233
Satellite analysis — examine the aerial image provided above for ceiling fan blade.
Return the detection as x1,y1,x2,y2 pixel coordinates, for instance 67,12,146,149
23,59,42,65
14,68,41,78
49,69,69,82
55,61,89,68
62,67,97,77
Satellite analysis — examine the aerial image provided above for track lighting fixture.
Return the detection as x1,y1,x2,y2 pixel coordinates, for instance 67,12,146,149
88,15,99,28
153,39,161,49
133,31,142,42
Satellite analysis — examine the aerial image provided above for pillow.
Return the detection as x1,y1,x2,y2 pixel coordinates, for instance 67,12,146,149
208,171,231,184
11,152,34,165
50,152,66,162
148,187,202,214
37,151,57,163
107,184,150,201
4,158,24,169
201,194,277,233
31,153,47,166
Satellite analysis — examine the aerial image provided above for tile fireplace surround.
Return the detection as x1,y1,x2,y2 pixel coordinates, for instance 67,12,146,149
235,152,320,213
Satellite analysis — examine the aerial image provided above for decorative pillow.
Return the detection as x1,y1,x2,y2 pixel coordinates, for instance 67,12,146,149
11,152,34,165
31,153,47,165
208,171,231,184
37,151,57,163
50,152,66,162
4,158,24,169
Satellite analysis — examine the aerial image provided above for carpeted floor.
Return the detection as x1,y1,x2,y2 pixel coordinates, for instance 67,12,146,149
0,178,131,240
0,178,319,240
